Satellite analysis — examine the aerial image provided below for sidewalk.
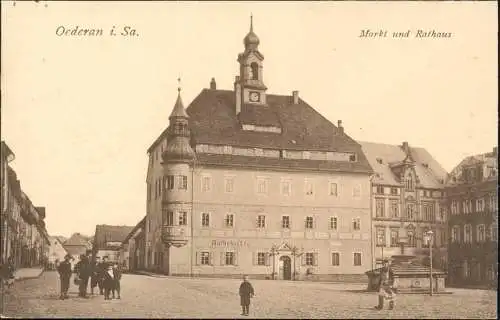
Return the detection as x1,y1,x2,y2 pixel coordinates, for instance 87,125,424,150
13,267,44,281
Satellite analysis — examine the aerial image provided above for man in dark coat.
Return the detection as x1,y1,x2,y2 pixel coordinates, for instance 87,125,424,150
75,254,91,298
375,259,396,310
97,256,109,295
239,275,255,316
57,254,73,300
90,257,101,295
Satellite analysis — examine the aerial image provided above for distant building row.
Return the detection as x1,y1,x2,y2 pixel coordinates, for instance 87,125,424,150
1,141,50,269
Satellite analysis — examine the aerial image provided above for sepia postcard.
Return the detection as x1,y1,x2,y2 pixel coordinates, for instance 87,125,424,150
1,1,497,318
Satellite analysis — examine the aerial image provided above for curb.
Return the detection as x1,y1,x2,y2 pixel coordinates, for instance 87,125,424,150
14,269,45,282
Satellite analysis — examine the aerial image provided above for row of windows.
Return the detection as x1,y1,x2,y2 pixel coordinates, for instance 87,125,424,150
460,260,497,281
375,227,447,247
450,196,498,215
165,211,360,231
451,223,497,243
375,186,440,197
375,200,446,221
201,176,354,198
195,251,363,267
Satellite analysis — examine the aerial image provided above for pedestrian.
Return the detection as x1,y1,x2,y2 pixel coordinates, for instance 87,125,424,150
103,264,115,300
97,256,109,295
112,263,122,299
75,254,91,298
374,258,396,310
90,257,101,295
57,254,73,300
238,275,255,316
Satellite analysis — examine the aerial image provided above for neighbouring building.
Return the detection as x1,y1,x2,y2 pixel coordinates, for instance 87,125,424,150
92,225,134,266
446,147,498,288
2,152,50,269
1,141,16,263
63,232,92,268
121,216,146,272
360,141,448,270
140,18,374,281
47,236,68,269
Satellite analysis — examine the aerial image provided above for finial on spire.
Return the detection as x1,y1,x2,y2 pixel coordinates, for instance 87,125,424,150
177,77,182,93
250,14,253,32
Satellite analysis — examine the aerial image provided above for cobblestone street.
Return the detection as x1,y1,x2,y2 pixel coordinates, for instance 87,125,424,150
1,271,497,319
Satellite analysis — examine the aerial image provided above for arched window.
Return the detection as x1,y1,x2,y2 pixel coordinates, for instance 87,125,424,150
250,62,259,80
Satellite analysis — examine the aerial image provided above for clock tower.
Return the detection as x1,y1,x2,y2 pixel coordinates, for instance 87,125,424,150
235,15,267,109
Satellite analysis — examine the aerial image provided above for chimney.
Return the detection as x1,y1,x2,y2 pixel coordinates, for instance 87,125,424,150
234,76,241,115
210,77,216,90
337,120,344,135
292,91,299,104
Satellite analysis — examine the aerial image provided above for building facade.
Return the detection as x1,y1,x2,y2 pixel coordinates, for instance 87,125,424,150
63,233,92,268
360,142,448,270
2,151,50,269
1,141,16,264
142,19,374,281
446,147,498,288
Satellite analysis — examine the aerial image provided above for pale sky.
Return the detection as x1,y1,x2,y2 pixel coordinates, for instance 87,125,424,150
1,1,497,238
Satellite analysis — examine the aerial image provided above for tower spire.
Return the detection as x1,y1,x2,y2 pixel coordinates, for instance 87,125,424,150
250,14,253,32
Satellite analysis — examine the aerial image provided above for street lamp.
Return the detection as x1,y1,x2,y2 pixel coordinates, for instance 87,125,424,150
424,230,434,296
291,246,304,281
269,245,279,280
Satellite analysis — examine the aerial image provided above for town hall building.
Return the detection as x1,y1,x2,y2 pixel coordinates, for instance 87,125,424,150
137,18,375,281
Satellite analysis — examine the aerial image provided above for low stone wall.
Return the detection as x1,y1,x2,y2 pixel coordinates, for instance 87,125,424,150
167,273,367,283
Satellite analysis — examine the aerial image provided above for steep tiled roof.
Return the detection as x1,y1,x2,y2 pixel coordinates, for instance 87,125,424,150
446,148,498,185
94,225,135,250
359,141,447,188
63,233,92,248
149,88,372,174
122,216,146,245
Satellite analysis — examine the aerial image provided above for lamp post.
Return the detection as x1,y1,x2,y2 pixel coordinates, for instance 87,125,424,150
291,246,304,281
269,245,279,280
424,230,434,296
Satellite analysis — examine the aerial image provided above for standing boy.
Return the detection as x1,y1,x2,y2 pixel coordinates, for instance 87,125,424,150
238,275,255,316
57,254,73,300
112,263,122,299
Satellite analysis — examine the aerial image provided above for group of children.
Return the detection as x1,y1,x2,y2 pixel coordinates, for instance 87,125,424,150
101,262,122,300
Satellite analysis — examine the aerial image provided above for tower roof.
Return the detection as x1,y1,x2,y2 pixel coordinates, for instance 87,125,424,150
244,14,260,50
169,89,189,119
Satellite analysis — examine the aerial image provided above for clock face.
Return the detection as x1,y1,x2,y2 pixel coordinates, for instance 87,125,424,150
249,91,260,102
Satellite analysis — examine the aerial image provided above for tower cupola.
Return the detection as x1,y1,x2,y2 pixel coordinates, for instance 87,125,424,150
162,82,195,163
243,14,260,51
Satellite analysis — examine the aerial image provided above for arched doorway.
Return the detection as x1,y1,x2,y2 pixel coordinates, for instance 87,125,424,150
279,256,292,280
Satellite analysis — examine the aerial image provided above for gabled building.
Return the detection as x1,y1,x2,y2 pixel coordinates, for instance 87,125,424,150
47,236,68,269
92,225,134,265
63,232,92,267
121,216,146,272
446,147,498,288
359,141,448,270
142,18,374,281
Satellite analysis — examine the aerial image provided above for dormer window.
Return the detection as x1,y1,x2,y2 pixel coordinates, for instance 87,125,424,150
405,173,415,191
250,62,259,80
349,154,357,162
223,146,233,155
303,151,310,160
376,158,383,164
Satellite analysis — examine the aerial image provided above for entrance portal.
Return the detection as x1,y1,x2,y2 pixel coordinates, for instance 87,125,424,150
279,256,292,280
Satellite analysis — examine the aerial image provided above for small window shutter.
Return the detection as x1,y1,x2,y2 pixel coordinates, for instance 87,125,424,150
210,252,215,266
330,252,333,266
313,216,317,229
328,217,332,230
256,216,259,228
195,252,200,266
301,253,306,266
313,253,319,266
304,217,308,228
253,252,257,266
265,253,270,266
234,252,239,266
220,252,225,266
